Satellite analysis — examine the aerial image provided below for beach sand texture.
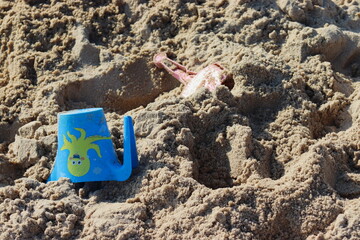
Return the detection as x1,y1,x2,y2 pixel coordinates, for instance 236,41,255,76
1,0,360,239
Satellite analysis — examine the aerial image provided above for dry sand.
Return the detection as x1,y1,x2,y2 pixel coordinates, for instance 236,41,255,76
1,0,360,239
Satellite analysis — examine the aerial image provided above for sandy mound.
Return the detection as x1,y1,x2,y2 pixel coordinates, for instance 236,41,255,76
1,0,360,239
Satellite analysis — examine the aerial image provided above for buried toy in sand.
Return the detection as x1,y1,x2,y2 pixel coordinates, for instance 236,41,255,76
48,108,139,183
154,52,234,97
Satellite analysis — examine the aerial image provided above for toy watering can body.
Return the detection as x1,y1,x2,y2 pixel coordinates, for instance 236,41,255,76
48,108,138,183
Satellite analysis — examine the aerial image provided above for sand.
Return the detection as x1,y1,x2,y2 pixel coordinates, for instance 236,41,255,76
0,0,360,239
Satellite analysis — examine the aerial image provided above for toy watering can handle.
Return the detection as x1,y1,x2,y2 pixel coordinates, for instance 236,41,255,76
123,116,139,169
113,116,139,181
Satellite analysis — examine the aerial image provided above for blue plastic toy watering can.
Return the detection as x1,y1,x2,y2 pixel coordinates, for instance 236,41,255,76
48,108,138,183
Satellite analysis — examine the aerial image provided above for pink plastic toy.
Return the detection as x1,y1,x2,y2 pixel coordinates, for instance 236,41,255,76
154,52,234,97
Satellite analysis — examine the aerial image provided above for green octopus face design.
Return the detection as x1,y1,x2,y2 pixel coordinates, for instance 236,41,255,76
61,128,111,177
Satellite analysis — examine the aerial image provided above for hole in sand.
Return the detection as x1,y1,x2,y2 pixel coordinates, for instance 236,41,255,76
191,125,274,189
59,58,178,112
192,132,234,189
24,0,50,7
87,0,112,8
0,121,22,143
0,156,24,187
223,76,235,90
24,58,37,85
331,146,360,199
187,101,273,189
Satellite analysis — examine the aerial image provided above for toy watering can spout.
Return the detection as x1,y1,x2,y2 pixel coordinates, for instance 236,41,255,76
48,108,139,183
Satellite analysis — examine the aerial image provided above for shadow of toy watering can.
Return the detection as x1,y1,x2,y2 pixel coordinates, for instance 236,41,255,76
48,108,139,183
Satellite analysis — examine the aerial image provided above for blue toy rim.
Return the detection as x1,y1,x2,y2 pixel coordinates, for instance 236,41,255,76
58,108,103,116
